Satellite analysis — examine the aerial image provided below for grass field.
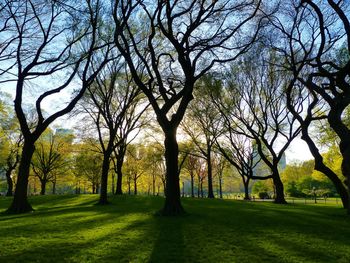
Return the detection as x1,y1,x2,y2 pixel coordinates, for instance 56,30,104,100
0,195,349,263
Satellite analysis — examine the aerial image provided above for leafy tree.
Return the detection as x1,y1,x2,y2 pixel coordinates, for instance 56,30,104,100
124,143,145,195
113,0,266,215
182,75,223,198
31,129,73,195
271,0,350,212
214,51,301,204
78,61,147,204
73,142,102,194
0,93,22,196
0,0,116,213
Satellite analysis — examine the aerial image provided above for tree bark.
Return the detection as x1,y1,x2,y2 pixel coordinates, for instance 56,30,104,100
134,178,137,195
207,148,214,198
5,168,14,197
160,128,184,215
243,179,250,200
7,140,35,213
52,181,56,195
272,169,287,204
40,179,46,195
115,157,124,195
98,150,112,205
340,142,350,214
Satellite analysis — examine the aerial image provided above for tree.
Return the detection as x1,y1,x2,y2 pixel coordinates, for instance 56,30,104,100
0,93,22,196
216,132,267,200
79,61,147,204
31,129,72,195
124,144,145,195
194,157,207,198
0,0,115,213
212,153,227,199
214,51,301,204
112,0,265,215
271,0,350,211
183,154,198,198
182,76,223,198
73,142,102,194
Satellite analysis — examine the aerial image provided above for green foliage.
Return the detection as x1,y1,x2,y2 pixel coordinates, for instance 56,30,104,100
252,180,274,199
282,159,338,198
0,195,349,262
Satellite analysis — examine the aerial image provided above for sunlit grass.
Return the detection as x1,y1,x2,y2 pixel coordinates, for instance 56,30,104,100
0,195,349,262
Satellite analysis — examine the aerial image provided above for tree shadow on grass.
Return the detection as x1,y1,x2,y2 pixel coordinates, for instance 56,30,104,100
149,214,187,262
0,211,157,262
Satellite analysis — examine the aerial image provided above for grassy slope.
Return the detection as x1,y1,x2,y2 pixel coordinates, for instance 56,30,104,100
0,195,349,263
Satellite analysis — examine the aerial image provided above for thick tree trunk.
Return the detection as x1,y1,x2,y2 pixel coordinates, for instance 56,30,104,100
243,179,250,200
40,179,46,195
98,151,112,205
160,128,184,215
207,149,214,198
115,157,124,195
5,168,14,197
7,140,35,213
190,174,194,198
272,169,287,204
302,130,349,208
340,142,350,214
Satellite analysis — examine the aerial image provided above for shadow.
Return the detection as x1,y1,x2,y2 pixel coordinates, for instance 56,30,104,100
149,215,186,262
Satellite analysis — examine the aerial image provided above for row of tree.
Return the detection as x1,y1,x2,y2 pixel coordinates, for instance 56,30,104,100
0,0,349,216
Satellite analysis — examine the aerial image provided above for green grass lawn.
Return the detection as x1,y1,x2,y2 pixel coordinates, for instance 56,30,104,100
0,195,349,263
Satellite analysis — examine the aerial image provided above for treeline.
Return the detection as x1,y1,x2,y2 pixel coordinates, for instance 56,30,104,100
0,0,349,215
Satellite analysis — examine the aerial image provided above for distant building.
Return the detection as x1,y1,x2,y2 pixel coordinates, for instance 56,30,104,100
252,143,287,177
55,128,74,136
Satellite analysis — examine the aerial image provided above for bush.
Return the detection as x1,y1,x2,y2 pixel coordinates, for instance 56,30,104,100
258,192,270,199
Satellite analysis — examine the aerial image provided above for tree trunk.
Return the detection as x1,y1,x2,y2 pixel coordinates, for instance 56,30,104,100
207,148,214,198
40,179,46,195
197,179,200,198
339,141,350,214
98,151,111,205
243,179,250,200
7,140,35,213
301,126,349,209
52,180,56,195
200,181,204,198
160,128,185,215
219,177,223,199
272,169,287,204
128,180,131,195
111,172,115,195
152,175,156,196
92,184,96,194
134,178,137,195
115,157,124,195
5,168,14,197
190,174,194,198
